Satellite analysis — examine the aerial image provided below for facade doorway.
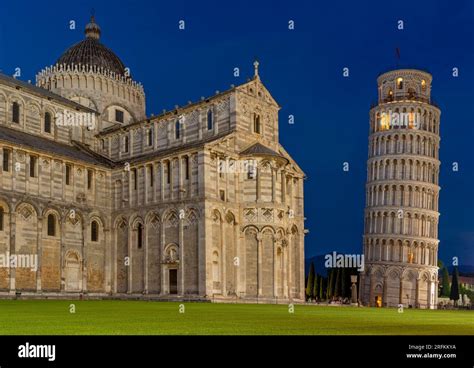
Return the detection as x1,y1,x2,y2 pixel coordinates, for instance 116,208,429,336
169,269,178,294
65,250,82,292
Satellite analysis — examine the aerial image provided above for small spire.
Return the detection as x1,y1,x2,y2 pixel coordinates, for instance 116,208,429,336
85,13,101,40
253,60,260,78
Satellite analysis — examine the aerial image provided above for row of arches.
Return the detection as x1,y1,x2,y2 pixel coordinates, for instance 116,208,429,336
0,201,105,242
364,238,438,266
0,92,63,134
369,132,439,159
371,106,439,134
368,158,439,184
364,211,438,239
38,71,143,106
0,200,106,292
366,184,439,211
210,207,302,300
112,208,200,295
113,154,197,209
362,264,437,308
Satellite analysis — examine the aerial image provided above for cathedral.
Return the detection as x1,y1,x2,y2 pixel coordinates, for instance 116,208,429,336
0,17,306,301
361,69,440,308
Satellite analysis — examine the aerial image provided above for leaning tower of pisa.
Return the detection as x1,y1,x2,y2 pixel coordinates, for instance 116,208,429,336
360,69,441,309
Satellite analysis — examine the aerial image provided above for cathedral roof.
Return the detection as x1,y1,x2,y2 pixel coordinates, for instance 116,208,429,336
0,125,113,167
240,142,285,159
56,16,127,76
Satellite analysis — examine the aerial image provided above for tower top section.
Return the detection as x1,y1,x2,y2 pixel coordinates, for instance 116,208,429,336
376,69,432,104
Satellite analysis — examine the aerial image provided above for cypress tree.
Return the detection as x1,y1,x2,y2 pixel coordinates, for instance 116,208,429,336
319,276,324,300
341,267,347,298
329,268,337,299
441,267,450,297
313,273,319,300
306,262,315,301
334,268,341,297
326,269,333,299
450,266,460,305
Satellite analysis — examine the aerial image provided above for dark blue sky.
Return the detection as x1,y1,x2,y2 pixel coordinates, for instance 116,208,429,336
0,0,472,266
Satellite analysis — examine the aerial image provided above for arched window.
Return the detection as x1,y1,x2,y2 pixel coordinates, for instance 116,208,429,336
0,207,4,231
137,223,143,249
47,214,56,236
175,120,180,139
396,77,403,89
12,102,20,123
207,109,213,130
44,112,52,133
253,113,261,134
91,220,99,242
421,80,426,91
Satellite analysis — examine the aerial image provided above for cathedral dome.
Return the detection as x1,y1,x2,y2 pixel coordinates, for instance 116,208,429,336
56,16,127,76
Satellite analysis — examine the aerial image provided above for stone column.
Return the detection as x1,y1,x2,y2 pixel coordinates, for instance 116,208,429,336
153,163,157,203
144,224,149,294
178,156,183,200
271,168,276,202
127,226,133,293
256,166,261,202
112,228,117,293
36,216,43,292
415,277,420,308
427,279,432,308
281,171,286,204
399,279,404,305
9,210,16,293
382,275,388,306
179,215,184,296
81,219,87,293
287,234,293,299
60,219,65,292
221,220,227,296
257,232,263,297
160,223,166,295
234,221,240,295
282,242,288,298
144,165,148,205
273,241,279,298
104,228,111,293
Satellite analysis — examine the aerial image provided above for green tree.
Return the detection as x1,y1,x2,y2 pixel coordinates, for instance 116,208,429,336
341,267,347,298
334,268,341,297
441,267,450,297
306,262,315,301
313,273,319,300
450,266,460,305
328,268,337,299
319,276,324,300
326,269,333,299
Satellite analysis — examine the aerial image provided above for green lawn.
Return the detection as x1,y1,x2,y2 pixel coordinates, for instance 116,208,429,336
0,300,472,335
